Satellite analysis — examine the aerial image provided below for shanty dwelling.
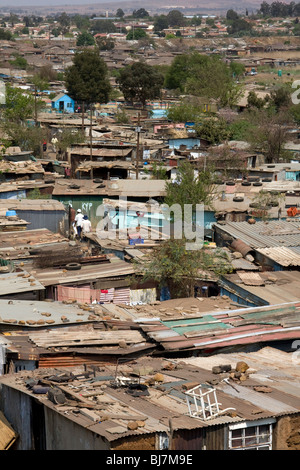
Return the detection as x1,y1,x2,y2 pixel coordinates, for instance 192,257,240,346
0,228,71,269
52,179,108,229
219,271,300,307
1,353,300,450
75,160,135,181
52,179,167,229
69,145,134,178
0,300,158,373
51,93,75,114
0,181,54,200
0,200,68,235
0,160,45,182
213,220,300,272
0,271,45,301
30,253,138,303
102,198,169,234
137,300,300,357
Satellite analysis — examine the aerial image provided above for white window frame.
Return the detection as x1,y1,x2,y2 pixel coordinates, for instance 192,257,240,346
228,418,276,450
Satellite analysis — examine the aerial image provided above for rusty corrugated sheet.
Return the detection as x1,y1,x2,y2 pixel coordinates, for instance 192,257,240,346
172,428,203,450
38,356,108,368
237,271,264,286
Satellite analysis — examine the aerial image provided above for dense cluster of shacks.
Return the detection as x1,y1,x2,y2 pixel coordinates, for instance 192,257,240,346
2,37,300,452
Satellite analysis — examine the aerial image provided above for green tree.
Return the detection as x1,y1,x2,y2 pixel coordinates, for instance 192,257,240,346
9,54,27,69
57,11,71,37
126,28,147,40
133,8,149,18
247,90,268,109
117,61,164,107
195,117,232,144
91,19,116,34
269,85,292,111
51,27,61,38
31,74,49,125
246,108,291,163
260,1,271,16
165,52,239,107
165,160,217,212
293,23,300,35
289,103,300,124
227,18,252,35
64,48,111,130
230,61,245,78
151,162,168,180
1,84,46,155
167,9,186,27
76,31,95,46
73,14,90,31
3,84,36,123
133,238,231,298
116,8,125,18
154,15,169,32
164,53,191,91
228,118,256,140
57,12,70,28
226,9,239,20
206,18,215,26
166,100,202,122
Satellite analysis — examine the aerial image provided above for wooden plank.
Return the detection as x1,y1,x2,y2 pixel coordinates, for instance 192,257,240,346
29,330,144,347
0,411,18,450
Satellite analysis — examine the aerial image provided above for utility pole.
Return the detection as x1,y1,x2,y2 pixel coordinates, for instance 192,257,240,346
135,113,141,180
90,105,93,179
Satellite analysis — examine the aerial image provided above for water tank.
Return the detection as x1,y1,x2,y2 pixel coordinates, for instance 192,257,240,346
6,210,17,217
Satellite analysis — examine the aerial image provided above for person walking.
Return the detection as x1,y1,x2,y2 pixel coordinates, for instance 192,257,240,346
75,209,84,240
82,215,92,241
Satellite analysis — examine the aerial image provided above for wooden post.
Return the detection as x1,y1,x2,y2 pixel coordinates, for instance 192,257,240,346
81,101,85,133
136,113,141,180
90,105,93,180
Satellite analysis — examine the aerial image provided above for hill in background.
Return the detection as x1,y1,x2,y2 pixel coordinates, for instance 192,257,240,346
0,0,264,16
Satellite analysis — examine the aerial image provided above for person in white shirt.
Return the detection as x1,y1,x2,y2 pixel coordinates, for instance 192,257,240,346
82,215,92,241
75,209,84,239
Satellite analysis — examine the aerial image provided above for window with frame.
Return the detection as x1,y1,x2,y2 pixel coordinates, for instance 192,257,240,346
228,419,275,450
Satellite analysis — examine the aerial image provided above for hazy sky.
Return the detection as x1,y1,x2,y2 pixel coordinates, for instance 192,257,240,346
0,0,124,5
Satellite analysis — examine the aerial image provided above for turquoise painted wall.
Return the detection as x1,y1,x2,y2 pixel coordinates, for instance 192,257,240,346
52,195,104,229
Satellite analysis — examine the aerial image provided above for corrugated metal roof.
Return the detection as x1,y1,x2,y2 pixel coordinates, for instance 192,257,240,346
223,271,300,305
0,271,45,296
142,301,300,353
231,258,259,270
219,382,299,414
70,147,132,157
33,258,135,287
162,315,230,334
237,271,264,286
214,220,300,248
3,352,300,444
257,246,300,267
0,298,97,326
0,199,66,212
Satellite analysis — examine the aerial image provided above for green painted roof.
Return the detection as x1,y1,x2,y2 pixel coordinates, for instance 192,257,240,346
162,314,230,334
